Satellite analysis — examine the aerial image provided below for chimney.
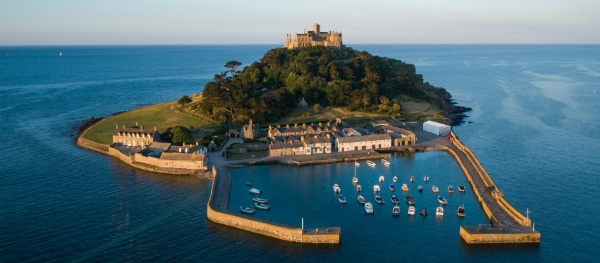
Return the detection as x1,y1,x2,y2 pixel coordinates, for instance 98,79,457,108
179,148,182,153
136,122,138,127
141,125,144,131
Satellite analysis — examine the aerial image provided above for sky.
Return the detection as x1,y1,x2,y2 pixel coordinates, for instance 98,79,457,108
1,0,599,45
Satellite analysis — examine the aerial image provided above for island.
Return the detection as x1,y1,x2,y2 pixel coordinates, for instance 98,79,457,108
77,23,538,245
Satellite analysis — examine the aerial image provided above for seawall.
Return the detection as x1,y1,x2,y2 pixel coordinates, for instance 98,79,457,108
206,166,341,244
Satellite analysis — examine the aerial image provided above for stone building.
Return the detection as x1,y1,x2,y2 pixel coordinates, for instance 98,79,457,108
335,134,392,152
382,125,417,146
267,122,339,138
112,123,160,147
240,120,259,140
284,23,342,49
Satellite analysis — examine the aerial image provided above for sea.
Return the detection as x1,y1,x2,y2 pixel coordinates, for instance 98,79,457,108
1,44,599,262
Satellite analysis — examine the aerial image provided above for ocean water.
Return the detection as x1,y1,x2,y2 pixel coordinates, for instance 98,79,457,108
1,44,599,262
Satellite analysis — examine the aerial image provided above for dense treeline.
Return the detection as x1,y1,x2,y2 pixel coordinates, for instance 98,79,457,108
190,46,461,126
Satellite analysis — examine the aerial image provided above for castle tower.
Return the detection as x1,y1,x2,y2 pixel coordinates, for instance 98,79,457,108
313,23,320,34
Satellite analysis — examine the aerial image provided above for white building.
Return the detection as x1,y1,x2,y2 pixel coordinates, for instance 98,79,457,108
423,121,451,136
336,134,391,152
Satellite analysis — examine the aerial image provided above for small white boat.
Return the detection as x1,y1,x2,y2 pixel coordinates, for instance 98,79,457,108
448,185,455,194
436,206,444,217
457,205,466,217
355,161,360,167
409,176,414,182
338,194,347,204
249,188,261,195
333,184,341,193
253,197,268,204
381,159,390,166
357,195,366,204
254,202,270,210
408,206,416,216
392,205,400,216
240,206,255,214
352,177,359,184
401,183,409,192
375,195,385,204
417,185,423,192
391,195,400,204
458,185,466,193
424,176,430,182
432,185,439,193
356,184,362,192
389,184,396,192
365,202,374,214
392,176,398,183
379,176,385,183
366,160,376,167
373,185,381,192
438,196,448,205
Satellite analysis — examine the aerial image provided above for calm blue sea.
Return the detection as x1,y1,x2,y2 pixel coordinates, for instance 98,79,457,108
1,44,599,262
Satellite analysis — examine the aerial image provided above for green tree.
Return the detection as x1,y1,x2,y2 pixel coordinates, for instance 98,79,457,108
178,95,192,105
162,126,192,145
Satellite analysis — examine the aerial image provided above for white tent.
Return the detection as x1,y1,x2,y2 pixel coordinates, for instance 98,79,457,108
423,121,451,136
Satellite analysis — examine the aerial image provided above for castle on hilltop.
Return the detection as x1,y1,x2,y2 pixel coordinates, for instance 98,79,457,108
284,23,342,49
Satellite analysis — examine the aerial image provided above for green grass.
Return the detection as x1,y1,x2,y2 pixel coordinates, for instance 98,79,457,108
271,110,332,126
83,101,219,144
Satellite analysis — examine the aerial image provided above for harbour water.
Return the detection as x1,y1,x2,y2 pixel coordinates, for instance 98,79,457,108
1,44,599,262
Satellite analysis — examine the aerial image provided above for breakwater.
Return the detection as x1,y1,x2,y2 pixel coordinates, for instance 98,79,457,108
206,166,341,244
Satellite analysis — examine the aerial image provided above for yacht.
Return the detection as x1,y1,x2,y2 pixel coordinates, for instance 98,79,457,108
366,160,376,167
408,206,416,216
392,205,401,216
365,202,374,214
436,206,444,217
333,184,341,193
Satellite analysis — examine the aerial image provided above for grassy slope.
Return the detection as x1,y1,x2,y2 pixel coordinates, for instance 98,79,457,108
83,101,218,145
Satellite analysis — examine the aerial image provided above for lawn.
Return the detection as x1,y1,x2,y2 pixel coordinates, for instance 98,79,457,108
83,101,219,144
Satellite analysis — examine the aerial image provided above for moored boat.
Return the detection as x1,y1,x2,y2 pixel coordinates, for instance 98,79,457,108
432,185,439,193
356,184,362,192
417,185,423,192
333,184,341,193
357,195,366,204
409,176,414,182
401,183,409,192
365,202,374,214
458,185,466,193
457,205,466,217
245,182,252,187
391,195,400,204
338,194,347,204
249,188,261,195
381,159,390,166
253,197,268,204
438,196,448,205
355,161,360,167
406,195,416,206
392,176,398,183
379,175,385,183
436,206,444,217
408,206,416,216
366,160,376,167
392,205,400,216
254,202,270,210
448,185,454,194
420,208,427,216
424,176,429,182
240,206,256,214
373,184,381,192
375,195,385,204
352,177,359,184
389,184,395,192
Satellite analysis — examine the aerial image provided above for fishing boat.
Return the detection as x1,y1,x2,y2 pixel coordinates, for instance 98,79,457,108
373,185,381,192
333,184,341,193
240,206,255,214
432,185,439,193
458,185,466,193
249,188,261,195
375,195,385,204
392,205,400,216
391,195,400,204
365,202,374,214
379,175,385,183
381,159,390,166
338,194,347,204
389,184,395,192
420,208,428,216
356,184,362,192
406,195,416,206
448,185,455,194
254,202,270,210
424,176,429,182
366,160,376,167
417,185,423,192
457,205,466,217
401,183,409,192
408,206,416,216
438,196,448,205
392,176,398,183
357,195,366,204
409,176,414,182
252,197,268,204
436,206,444,217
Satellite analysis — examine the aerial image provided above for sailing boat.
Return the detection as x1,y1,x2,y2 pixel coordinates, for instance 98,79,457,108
352,161,359,184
